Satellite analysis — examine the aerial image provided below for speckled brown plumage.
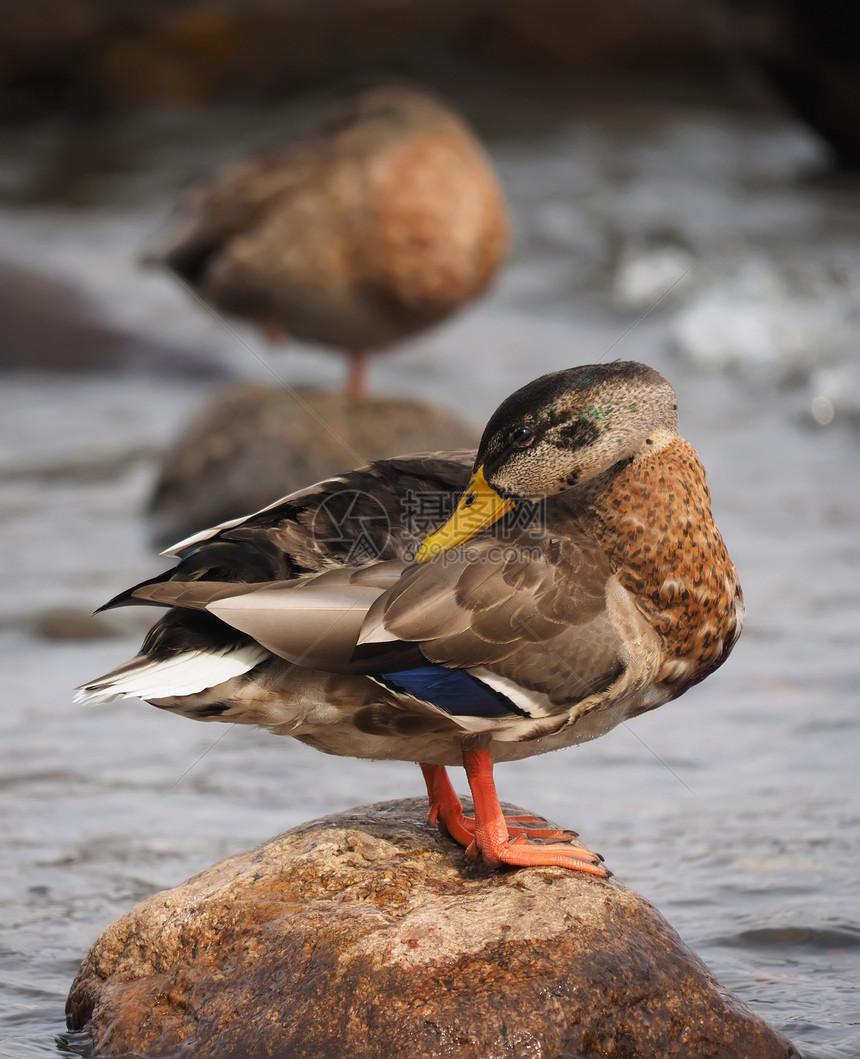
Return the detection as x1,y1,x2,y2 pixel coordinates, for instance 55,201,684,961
587,437,744,701
149,80,509,397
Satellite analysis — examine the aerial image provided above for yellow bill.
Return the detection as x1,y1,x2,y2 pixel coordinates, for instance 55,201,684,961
415,465,514,563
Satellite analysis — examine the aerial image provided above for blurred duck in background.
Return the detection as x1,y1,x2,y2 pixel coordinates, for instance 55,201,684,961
148,80,509,399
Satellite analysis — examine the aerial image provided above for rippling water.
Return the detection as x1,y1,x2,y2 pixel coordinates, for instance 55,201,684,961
1,80,859,1057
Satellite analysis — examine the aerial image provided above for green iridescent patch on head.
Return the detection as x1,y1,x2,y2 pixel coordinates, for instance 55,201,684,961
532,405,574,431
578,405,614,422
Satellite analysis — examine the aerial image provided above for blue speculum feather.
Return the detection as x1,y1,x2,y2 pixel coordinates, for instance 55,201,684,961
374,664,528,718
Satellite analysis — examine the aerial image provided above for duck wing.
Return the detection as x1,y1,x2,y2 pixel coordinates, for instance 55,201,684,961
153,525,627,722
359,533,626,715
103,450,473,613
146,140,320,286
97,448,473,665
77,454,472,704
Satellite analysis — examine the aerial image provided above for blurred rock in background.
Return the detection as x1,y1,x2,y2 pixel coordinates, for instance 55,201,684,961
725,0,860,170
0,258,233,377
3,2,859,169
0,258,126,372
0,1,723,111
147,385,480,547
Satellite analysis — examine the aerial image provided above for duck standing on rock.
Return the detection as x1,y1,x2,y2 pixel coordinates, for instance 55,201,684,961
148,81,509,399
77,362,744,875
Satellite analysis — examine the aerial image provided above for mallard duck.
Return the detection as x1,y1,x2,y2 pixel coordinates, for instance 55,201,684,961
77,361,744,875
148,80,509,399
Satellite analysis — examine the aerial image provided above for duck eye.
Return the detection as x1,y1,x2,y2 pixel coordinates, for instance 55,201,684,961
510,427,534,449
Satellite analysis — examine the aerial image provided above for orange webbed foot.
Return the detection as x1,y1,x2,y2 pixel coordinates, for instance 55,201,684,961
465,831,609,876
420,756,610,878
500,813,581,841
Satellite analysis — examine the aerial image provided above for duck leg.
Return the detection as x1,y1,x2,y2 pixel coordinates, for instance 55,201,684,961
421,763,474,846
263,320,288,345
421,764,579,841
460,750,609,876
421,759,607,875
346,350,369,401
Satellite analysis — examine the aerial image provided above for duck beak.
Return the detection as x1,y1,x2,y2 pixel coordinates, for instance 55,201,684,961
415,465,514,563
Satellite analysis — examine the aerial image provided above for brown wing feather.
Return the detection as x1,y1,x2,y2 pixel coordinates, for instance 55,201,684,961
376,531,623,709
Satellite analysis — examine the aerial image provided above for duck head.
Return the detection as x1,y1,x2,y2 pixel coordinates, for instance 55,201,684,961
416,361,678,562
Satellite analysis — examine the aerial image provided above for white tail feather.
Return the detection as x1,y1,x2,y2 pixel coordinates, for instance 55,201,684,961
75,644,269,705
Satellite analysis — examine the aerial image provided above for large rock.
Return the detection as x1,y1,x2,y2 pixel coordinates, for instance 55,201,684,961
67,798,800,1059
147,384,480,547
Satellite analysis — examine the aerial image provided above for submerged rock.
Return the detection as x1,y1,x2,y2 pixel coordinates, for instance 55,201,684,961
147,384,480,547
0,259,123,372
30,607,127,641
0,258,233,379
67,798,799,1059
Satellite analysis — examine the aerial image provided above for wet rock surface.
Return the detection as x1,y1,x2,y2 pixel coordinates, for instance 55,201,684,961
148,384,480,546
67,798,800,1059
